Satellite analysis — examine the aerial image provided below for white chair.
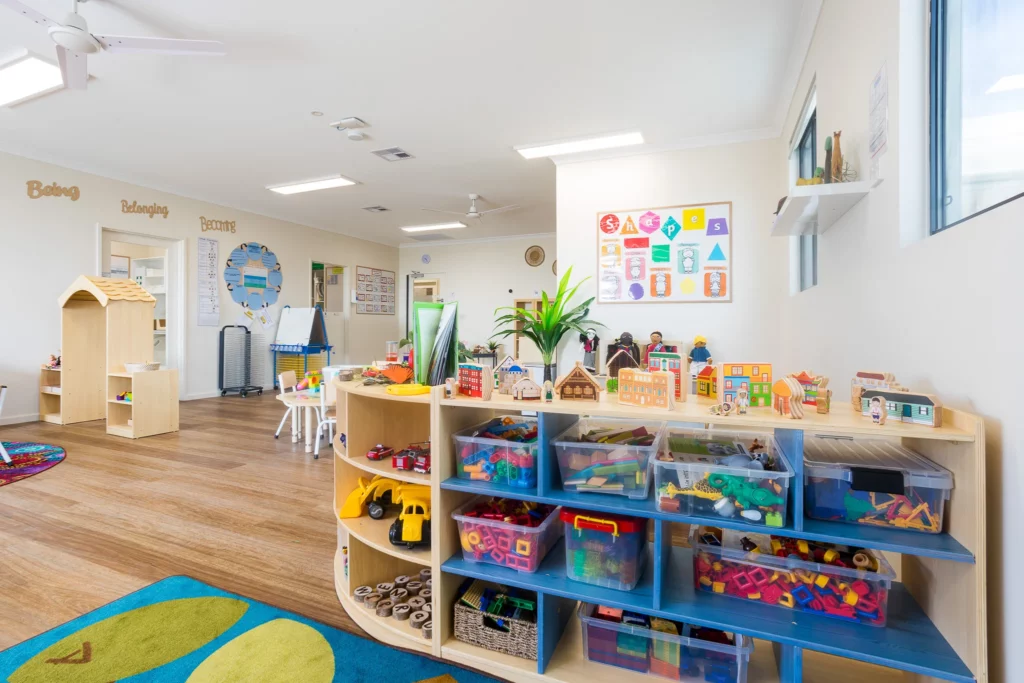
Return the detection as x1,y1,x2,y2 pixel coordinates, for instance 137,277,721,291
313,376,338,459
274,371,302,442
0,386,10,464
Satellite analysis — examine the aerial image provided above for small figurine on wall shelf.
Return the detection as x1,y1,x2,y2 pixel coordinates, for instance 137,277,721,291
543,380,554,402
605,332,641,378
772,378,805,419
554,361,603,401
42,354,61,370
579,329,600,373
830,130,843,183
869,395,887,425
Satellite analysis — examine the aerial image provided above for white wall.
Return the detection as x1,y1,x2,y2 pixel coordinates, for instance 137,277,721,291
779,2,1016,680
0,151,399,421
398,234,557,350
555,138,788,367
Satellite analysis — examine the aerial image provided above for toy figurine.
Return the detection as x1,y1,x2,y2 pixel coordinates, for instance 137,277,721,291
43,354,61,370
543,380,554,402
736,387,750,414
605,332,641,379
869,395,887,425
688,335,713,367
579,329,600,372
643,331,674,367
444,377,457,399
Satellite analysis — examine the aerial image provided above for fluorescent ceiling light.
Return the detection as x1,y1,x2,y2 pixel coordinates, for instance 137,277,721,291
515,131,644,159
987,74,1024,94
401,222,467,233
0,53,64,108
267,175,356,195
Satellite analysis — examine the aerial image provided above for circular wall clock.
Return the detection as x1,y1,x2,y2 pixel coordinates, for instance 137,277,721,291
421,254,431,265
525,245,545,267
552,259,558,275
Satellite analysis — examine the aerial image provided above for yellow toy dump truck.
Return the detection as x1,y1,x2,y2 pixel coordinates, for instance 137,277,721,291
339,475,431,549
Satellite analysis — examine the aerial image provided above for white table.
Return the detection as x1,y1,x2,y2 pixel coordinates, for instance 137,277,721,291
275,390,322,454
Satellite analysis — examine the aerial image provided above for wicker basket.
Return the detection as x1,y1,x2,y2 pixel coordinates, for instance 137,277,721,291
125,362,161,372
453,603,538,660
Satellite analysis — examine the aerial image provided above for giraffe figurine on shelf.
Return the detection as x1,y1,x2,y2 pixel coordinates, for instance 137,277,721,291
831,130,843,183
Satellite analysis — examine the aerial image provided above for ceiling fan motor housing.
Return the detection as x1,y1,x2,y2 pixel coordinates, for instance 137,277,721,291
49,13,101,54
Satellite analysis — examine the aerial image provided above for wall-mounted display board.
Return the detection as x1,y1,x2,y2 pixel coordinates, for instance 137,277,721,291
223,242,282,310
596,201,732,303
355,265,396,315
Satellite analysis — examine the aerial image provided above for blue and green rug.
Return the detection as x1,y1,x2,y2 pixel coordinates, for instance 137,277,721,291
0,576,498,682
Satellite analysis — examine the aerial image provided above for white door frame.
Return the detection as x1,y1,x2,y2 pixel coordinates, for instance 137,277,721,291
95,225,188,400
309,259,349,365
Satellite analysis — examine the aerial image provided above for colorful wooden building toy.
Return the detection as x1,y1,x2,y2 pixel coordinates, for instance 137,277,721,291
617,368,675,410
850,370,904,408
647,351,686,399
696,365,717,399
860,389,942,427
719,363,772,407
498,363,528,395
554,361,602,401
772,377,805,419
511,376,542,401
457,363,493,400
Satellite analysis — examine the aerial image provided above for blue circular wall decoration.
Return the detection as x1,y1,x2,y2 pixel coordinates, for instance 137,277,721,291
225,242,281,309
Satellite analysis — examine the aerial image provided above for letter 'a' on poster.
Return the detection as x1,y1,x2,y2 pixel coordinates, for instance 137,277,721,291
596,201,733,304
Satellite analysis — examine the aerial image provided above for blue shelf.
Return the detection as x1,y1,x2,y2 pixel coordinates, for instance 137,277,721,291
439,477,974,563
441,544,974,683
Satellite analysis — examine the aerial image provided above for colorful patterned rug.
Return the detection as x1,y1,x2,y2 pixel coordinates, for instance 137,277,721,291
0,442,65,487
0,576,498,682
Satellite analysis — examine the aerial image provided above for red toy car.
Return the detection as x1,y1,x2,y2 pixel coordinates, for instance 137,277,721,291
392,441,430,473
366,444,394,461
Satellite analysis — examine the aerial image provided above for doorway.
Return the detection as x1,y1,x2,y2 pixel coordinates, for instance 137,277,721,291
312,262,347,363
99,228,186,398
405,274,444,339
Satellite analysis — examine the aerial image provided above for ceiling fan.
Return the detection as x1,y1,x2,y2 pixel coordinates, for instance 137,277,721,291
421,194,519,220
0,0,225,90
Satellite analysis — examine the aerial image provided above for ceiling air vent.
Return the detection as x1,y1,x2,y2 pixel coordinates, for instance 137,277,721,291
407,233,452,242
372,147,415,162
362,206,390,213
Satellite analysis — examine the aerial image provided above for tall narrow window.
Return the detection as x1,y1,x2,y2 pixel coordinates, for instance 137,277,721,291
931,0,1024,232
796,110,818,290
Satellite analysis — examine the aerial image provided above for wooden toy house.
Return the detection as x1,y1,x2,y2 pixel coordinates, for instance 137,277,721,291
605,348,640,379
53,276,179,438
790,371,828,406
554,361,602,401
457,363,493,399
494,355,519,388
860,389,942,427
499,363,528,395
511,376,542,400
696,365,717,399
850,370,904,408
719,363,772,407
617,368,675,409
772,377,805,419
648,351,686,399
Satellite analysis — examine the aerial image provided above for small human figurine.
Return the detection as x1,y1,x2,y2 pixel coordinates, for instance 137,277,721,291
644,331,666,368
543,380,554,403
688,335,713,367
608,332,641,365
579,329,600,373
443,378,457,400
736,387,750,415
870,396,887,425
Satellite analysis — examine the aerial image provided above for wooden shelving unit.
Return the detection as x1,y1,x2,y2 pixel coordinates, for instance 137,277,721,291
333,380,986,683
38,368,62,424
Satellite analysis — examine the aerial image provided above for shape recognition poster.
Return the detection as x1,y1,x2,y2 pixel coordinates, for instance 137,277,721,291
597,201,732,303
355,265,396,315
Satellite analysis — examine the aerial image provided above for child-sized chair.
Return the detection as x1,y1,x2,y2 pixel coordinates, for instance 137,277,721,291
0,386,10,464
275,371,302,442
314,375,338,459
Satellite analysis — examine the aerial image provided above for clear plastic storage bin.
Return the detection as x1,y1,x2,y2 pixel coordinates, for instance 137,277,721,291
803,435,953,534
562,509,647,591
654,429,792,528
691,526,896,626
552,418,666,499
579,603,754,682
452,496,562,572
452,416,539,489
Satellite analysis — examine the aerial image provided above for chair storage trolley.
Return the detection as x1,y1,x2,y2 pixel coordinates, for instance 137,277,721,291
219,325,263,397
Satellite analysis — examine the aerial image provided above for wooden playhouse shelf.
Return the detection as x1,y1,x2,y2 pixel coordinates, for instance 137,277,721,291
332,380,987,683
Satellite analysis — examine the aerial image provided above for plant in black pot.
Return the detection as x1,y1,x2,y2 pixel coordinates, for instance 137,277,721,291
492,267,603,383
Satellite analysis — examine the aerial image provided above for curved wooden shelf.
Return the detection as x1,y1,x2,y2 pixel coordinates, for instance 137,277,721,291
334,436,430,485
338,380,431,404
333,551,433,655
338,514,431,567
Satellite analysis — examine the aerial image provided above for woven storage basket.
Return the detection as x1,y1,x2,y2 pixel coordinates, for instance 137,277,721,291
453,603,537,660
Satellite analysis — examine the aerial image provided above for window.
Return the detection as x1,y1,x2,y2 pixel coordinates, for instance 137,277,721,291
887,402,898,411
795,108,819,290
752,366,760,375
931,0,1024,232
919,406,930,415
732,366,742,375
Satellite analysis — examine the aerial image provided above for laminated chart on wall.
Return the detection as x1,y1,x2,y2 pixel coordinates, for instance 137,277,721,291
355,265,396,315
597,201,732,303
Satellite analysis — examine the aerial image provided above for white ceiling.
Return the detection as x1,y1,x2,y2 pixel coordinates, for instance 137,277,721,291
0,0,819,246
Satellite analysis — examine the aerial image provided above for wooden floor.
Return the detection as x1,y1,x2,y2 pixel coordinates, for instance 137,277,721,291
0,392,352,650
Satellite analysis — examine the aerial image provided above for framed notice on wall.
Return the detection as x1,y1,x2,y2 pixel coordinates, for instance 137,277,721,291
596,201,732,304
355,265,396,315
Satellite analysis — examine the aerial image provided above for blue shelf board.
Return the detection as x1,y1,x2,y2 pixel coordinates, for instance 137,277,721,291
439,477,974,564
442,544,974,683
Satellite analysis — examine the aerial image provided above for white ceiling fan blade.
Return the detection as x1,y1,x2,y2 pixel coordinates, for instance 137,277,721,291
420,208,468,216
480,205,520,216
0,0,58,27
94,35,226,56
56,46,88,90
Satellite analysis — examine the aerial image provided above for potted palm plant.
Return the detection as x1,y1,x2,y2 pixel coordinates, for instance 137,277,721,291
492,267,602,383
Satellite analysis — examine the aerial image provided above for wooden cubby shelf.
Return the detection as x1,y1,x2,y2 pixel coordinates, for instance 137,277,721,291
332,380,986,683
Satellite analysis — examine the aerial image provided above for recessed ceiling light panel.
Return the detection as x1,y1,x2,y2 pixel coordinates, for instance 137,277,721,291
515,131,644,159
267,174,357,195
0,52,64,108
401,222,467,233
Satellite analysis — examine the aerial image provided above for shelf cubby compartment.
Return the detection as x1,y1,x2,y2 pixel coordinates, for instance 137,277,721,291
104,371,178,439
39,368,63,424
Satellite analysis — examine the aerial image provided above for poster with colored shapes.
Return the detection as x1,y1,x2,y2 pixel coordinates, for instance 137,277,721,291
355,265,396,315
595,201,732,303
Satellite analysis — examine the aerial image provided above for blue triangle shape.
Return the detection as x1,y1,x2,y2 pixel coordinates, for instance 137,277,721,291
708,243,726,261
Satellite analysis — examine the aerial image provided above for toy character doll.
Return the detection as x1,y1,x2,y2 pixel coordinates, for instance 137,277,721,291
644,331,665,367
688,335,713,367
606,332,641,377
870,396,887,424
579,329,600,373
